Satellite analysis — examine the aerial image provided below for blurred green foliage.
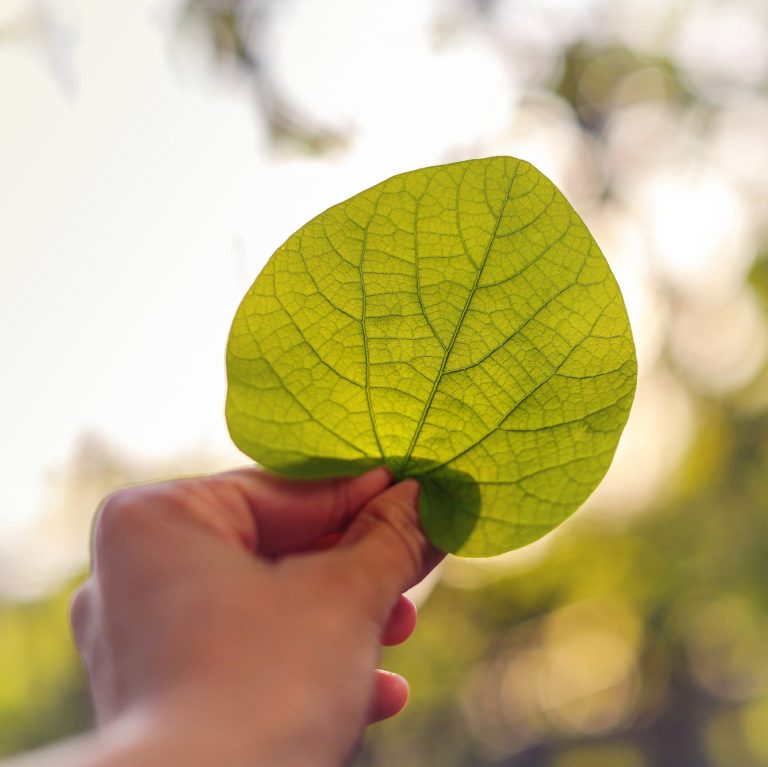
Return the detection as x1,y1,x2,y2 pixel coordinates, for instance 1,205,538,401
360,408,768,766
0,580,89,754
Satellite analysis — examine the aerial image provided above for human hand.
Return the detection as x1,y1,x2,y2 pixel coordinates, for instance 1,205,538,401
69,466,442,767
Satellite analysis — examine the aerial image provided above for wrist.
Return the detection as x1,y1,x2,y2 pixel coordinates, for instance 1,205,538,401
107,697,341,767
0,708,321,767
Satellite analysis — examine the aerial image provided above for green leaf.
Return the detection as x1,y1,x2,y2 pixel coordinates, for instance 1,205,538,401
226,157,637,557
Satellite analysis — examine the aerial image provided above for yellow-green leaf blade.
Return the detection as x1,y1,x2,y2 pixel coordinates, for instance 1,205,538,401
226,156,637,556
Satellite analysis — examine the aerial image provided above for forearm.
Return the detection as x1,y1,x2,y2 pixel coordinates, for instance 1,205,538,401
1,715,194,767
0,713,326,767
0,724,171,767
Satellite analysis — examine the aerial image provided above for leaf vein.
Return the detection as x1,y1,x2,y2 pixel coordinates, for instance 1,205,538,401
397,163,519,475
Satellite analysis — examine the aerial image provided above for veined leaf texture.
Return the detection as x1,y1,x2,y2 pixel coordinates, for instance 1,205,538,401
226,157,636,556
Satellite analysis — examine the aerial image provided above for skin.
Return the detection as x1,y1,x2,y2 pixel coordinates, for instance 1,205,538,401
3,466,442,767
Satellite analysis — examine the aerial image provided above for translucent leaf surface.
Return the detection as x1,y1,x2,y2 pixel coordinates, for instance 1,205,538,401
226,157,637,556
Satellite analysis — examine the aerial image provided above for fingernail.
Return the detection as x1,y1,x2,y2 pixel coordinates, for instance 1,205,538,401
395,478,420,503
366,465,395,483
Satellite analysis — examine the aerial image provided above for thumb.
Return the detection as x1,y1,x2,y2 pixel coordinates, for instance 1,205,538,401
330,479,443,622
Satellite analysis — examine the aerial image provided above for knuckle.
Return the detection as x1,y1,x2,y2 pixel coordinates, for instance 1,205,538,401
94,483,183,546
94,477,253,552
69,581,93,649
69,582,89,623
95,487,143,539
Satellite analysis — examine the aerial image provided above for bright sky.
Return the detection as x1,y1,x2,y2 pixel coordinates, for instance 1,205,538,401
1,1,259,544
1,0,765,592
0,0,521,556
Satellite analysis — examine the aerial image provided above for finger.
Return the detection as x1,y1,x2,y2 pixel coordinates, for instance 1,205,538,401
332,480,444,622
381,595,417,646
368,670,409,723
221,465,393,554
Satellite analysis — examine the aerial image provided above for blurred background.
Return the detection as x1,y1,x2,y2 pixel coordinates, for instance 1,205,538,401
2,0,768,763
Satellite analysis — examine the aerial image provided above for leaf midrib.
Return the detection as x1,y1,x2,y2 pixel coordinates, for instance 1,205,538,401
395,168,516,477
